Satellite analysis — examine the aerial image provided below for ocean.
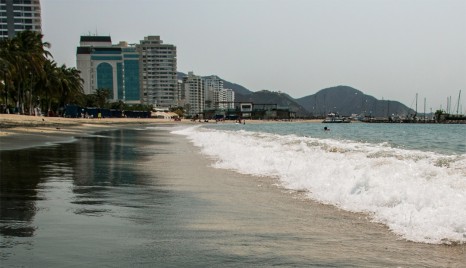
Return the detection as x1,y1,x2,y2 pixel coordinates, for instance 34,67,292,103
174,122,466,245
1,123,465,267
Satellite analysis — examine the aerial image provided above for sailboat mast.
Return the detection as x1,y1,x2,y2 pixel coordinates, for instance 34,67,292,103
457,90,461,115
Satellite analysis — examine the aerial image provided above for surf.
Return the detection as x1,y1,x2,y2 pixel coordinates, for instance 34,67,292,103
174,125,466,245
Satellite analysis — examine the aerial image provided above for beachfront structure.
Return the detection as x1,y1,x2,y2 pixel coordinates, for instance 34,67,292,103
0,0,42,39
76,36,140,103
136,36,177,108
182,72,204,117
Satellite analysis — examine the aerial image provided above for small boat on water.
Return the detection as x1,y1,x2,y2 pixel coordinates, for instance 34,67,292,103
322,113,351,123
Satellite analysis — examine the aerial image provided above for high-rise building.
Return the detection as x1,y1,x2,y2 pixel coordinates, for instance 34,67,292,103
76,36,140,103
202,75,234,110
203,75,223,109
218,88,235,109
0,0,42,39
182,72,204,117
137,36,177,108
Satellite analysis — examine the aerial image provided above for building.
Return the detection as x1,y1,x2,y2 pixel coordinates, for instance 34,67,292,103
0,0,42,39
120,43,140,103
76,36,140,103
218,88,235,109
202,75,235,111
203,75,223,109
182,72,204,117
136,36,177,108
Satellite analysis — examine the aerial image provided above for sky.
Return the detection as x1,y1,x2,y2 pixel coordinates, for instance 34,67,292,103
41,0,466,112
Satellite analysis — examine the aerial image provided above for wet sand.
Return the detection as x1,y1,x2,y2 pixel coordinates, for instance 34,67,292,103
0,114,321,150
0,114,190,150
152,127,466,267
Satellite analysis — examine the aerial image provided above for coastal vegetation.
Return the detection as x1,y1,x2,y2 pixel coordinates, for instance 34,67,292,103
0,31,83,115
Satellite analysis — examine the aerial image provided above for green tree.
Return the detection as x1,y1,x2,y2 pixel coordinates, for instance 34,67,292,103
170,106,185,117
110,100,127,111
0,31,51,114
434,109,445,123
57,65,84,110
94,88,111,108
0,31,85,116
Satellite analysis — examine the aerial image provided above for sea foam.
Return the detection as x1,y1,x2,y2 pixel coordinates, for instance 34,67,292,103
173,126,466,244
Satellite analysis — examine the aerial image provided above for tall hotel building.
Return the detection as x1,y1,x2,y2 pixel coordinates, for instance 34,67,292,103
136,36,177,108
0,0,42,39
203,75,223,110
182,72,204,117
76,36,140,103
203,75,235,110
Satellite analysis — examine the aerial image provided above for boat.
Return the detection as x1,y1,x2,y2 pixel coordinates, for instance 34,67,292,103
322,113,351,123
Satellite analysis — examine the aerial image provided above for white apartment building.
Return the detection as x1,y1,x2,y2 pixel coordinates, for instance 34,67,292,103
137,36,177,108
0,0,42,39
203,75,223,109
202,75,235,110
218,88,235,109
182,72,204,117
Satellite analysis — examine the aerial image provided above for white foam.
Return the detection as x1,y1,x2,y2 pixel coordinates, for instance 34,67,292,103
173,126,466,244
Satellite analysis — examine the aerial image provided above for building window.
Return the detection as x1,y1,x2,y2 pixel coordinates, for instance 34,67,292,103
96,62,114,99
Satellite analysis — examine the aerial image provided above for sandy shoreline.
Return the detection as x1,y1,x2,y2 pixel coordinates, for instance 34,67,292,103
0,114,322,150
0,114,183,150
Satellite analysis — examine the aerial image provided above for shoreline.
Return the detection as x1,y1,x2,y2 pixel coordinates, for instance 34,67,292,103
0,114,180,150
0,114,322,151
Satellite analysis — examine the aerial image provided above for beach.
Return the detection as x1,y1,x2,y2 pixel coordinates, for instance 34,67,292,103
0,114,213,152
0,114,321,150
0,114,185,150
1,114,465,267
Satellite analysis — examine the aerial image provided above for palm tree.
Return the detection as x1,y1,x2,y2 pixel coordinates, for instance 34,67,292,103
94,88,111,108
1,31,51,114
0,38,18,110
58,65,84,111
33,61,84,116
0,31,86,116
36,60,59,114
0,57,12,108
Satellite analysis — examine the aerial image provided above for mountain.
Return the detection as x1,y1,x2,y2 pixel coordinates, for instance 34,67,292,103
296,86,415,118
222,80,252,96
177,72,415,118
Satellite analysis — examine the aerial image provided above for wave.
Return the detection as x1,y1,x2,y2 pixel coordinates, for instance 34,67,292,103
173,126,466,244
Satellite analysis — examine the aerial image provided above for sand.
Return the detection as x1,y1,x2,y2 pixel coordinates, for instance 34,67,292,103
0,114,185,150
0,114,322,150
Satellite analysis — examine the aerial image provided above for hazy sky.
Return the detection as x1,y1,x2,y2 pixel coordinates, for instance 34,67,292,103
41,0,465,112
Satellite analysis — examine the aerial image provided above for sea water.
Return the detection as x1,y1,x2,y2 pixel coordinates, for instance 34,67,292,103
173,122,466,244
